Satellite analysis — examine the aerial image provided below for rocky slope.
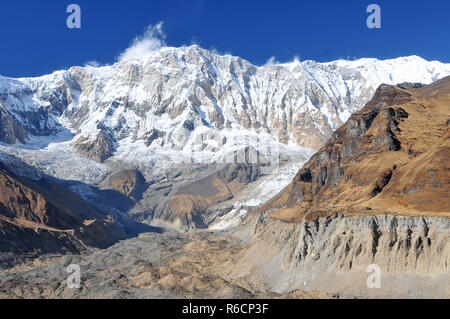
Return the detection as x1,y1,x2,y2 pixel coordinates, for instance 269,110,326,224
259,77,450,221
224,212,449,298
0,161,128,262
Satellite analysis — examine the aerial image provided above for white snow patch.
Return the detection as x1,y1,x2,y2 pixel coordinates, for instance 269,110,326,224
209,208,248,231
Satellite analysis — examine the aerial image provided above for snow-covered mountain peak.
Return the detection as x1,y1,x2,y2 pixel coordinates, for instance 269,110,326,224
1,46,450,175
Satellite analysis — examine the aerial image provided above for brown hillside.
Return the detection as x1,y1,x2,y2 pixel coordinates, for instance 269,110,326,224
0,162,127,253
166,163,260,227
258,77,450,222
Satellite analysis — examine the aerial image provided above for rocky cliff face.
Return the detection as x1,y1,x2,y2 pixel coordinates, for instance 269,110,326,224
224,212,449,298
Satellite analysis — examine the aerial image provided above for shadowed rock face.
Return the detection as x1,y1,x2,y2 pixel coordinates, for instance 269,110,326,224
259,77,450,221
72,130,115,163
143,129,166,147
396,82,425,90
0,161,127,255
0,98,27,144
0,112,26,145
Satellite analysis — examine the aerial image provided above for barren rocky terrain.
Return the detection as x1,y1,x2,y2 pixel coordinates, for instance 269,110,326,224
0,227,331,299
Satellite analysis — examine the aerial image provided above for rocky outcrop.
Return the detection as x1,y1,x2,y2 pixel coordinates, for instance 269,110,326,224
396,82,425,90
72,130,115,163
142,129,166,146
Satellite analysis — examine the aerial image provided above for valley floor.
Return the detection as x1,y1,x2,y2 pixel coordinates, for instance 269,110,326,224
0,226,329,299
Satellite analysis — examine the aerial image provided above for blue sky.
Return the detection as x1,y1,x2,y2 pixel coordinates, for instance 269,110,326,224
1,0,449,77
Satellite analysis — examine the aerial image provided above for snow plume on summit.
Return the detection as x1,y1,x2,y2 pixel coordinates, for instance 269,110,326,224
118,22,166,62
264,56,280,66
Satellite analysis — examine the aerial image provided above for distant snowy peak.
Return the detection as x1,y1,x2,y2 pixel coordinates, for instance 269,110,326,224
1,45,450,164
326,55,449,88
